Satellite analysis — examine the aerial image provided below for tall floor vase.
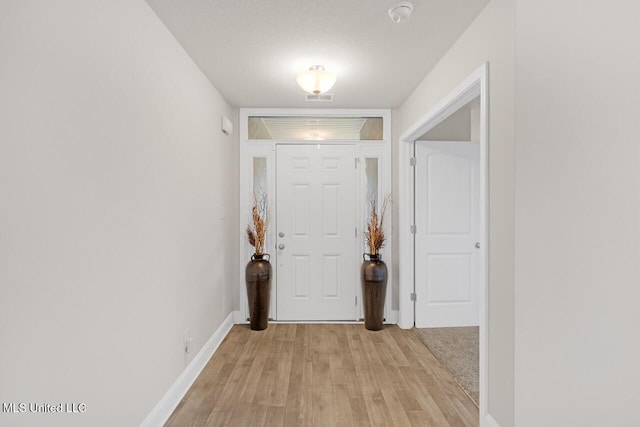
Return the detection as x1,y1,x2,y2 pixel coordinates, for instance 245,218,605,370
245,253,272,331
361,253,388,331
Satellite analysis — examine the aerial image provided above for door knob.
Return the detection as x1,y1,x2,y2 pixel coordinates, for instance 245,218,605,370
278,244,285,250
279,232,285,237
475,242,480,249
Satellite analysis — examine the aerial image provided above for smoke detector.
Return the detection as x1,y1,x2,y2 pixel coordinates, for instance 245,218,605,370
388,1,414,23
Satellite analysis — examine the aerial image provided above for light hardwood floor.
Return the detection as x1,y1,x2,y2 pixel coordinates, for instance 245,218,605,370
165,324,478,427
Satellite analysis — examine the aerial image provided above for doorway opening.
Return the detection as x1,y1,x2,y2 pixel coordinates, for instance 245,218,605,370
239,109,392,322
397,63,489,420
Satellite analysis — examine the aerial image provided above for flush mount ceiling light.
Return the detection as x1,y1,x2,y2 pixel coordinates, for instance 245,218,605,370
388,1,414,23
296,65,337,94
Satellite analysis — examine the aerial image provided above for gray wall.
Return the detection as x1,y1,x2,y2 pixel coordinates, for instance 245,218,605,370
0,1,238,426
393,0,515,424
396,1,640,425
514,1,640,425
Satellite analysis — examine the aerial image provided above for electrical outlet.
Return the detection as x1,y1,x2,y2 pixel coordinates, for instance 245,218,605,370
183,329,192,354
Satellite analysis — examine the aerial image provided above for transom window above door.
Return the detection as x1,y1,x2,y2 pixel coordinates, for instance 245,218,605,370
248,116,383,140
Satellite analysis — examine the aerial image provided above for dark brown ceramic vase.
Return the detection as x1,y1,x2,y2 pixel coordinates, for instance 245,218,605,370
245,253,272,331
361,253,388,331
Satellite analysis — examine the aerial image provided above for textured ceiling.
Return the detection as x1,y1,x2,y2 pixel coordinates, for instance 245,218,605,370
144,0,489,108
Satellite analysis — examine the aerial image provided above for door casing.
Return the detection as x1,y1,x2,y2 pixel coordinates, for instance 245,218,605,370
397,64,489,423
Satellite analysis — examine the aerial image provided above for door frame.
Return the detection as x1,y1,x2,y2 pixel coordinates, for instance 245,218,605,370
397,63,489,420
238,108,392,323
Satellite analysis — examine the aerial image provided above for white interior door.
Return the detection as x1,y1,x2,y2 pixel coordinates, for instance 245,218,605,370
415,141,479,327
276,144,357,320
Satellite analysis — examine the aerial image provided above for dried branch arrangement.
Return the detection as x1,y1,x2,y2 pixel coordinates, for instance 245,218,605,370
364,195,390,256
246,193,267,255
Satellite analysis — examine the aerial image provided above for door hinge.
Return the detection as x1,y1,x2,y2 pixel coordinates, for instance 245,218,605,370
355,157,360,168
410,292,417,302
410,157,416,166
410,225,417,234
355,227,357,238
355,295,358,306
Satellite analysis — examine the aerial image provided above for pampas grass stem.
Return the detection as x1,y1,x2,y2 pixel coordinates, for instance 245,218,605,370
364,195,390,256
247,193,267,255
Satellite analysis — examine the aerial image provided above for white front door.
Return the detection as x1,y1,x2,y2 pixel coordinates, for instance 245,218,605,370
415,141,479,327
276,144,358,320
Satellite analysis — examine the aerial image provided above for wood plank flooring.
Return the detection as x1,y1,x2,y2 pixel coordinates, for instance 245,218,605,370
165,324,478,427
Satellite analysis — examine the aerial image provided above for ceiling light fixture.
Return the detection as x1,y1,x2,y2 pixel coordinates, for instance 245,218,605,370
388,1,414,23
296,65,337,94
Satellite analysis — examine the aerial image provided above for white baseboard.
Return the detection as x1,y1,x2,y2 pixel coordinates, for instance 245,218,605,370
140,312,234,427
485,414,500,427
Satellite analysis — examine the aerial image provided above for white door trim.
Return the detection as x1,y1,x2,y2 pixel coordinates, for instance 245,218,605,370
397,63,489,423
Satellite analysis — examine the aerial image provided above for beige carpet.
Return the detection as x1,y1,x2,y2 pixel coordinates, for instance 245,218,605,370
413,326,479,404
